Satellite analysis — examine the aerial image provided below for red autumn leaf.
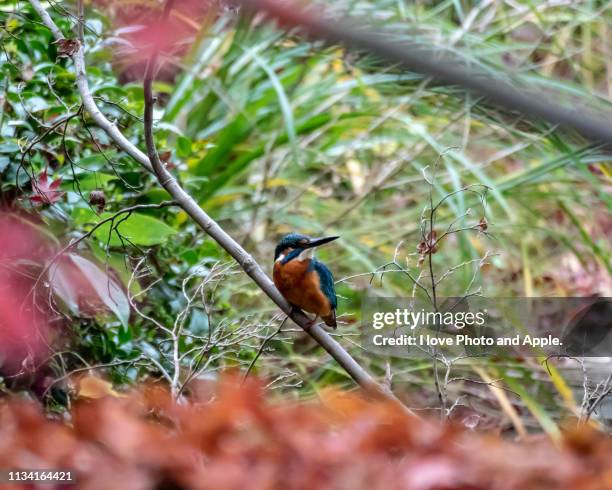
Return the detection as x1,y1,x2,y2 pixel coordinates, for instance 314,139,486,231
0,213,53,373
30,169,65,205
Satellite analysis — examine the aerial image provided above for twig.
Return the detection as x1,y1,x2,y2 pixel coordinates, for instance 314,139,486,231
243,315,288,383
584,373,612,424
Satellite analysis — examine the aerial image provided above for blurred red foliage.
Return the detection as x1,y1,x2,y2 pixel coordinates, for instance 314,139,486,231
0,212,129,378
0,213,53,374
0,375,611,490
95,0,219,83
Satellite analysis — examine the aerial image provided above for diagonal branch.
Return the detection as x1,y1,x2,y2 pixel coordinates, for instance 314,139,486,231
27,0,415,416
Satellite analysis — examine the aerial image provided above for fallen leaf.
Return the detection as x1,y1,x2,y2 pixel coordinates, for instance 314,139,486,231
78,376,124,399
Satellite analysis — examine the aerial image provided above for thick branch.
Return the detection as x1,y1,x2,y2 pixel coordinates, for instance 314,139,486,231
239,0,612,150
27,0,414,415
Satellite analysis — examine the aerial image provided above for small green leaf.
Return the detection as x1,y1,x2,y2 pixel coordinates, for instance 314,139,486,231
74,208,176,246
176,135,192,158
0,142,20,153
188,308,209,335
0,156,10,172
63,172,117,191
26,96,51,113
78,153,118,170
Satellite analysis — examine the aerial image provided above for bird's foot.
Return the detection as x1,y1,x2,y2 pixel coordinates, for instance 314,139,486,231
303,315,319,331
289,306,319,331
289,305,303,318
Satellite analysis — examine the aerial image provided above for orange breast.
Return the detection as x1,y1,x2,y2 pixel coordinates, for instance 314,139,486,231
273,259,332,317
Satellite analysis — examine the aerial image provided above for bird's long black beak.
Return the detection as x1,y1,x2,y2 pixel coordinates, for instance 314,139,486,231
306,236,339,249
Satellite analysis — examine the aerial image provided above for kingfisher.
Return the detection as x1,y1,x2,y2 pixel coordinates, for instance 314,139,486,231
273,233,339,329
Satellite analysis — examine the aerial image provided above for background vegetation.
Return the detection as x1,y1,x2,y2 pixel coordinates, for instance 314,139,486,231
0,0,611,439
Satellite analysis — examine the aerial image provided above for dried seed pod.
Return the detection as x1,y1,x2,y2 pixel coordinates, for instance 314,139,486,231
478,217,488,232
55,38,80,58
89,189,106,212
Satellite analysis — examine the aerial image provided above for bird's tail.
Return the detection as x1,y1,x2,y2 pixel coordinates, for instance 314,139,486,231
323,310,337,329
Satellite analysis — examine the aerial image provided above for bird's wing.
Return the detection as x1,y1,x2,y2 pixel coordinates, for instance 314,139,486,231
310,259,337,310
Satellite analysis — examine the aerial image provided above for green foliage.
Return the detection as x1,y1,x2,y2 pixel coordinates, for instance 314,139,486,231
0,0,610,428
73,208,177,246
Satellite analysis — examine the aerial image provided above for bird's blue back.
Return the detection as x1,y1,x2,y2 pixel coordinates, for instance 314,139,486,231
309,258,337,310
